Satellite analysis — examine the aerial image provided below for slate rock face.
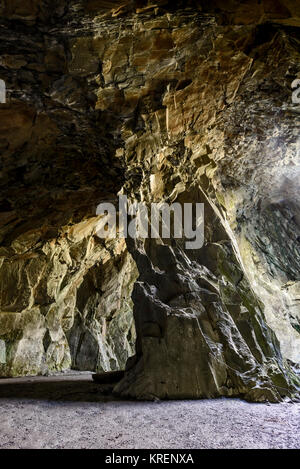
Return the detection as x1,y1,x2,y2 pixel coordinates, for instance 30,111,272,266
67,249,137,373
0,1,299,400
0,218,137,376
113,186,298,401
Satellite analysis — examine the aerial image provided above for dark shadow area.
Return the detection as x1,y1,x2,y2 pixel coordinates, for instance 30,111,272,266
0,375,124,402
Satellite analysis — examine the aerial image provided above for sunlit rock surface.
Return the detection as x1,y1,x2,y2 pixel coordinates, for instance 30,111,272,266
0,217,137,375
0,0,299,400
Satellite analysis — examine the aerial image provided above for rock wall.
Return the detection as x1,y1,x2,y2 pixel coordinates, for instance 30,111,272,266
67,244,137,373
0,216,137,376
0,0,137,376
0,0,299,399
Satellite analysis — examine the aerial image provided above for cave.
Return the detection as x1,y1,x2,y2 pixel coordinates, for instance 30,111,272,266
0,0,300,451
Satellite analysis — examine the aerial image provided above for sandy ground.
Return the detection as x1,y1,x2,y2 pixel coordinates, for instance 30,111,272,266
0,373,299,449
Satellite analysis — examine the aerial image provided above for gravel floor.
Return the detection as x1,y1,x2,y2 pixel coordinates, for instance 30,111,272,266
0,374,299,449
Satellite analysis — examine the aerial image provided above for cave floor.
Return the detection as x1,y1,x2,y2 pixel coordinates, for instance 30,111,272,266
0,373,299,449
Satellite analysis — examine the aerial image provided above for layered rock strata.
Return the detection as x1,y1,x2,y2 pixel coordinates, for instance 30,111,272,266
0,0,299,400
